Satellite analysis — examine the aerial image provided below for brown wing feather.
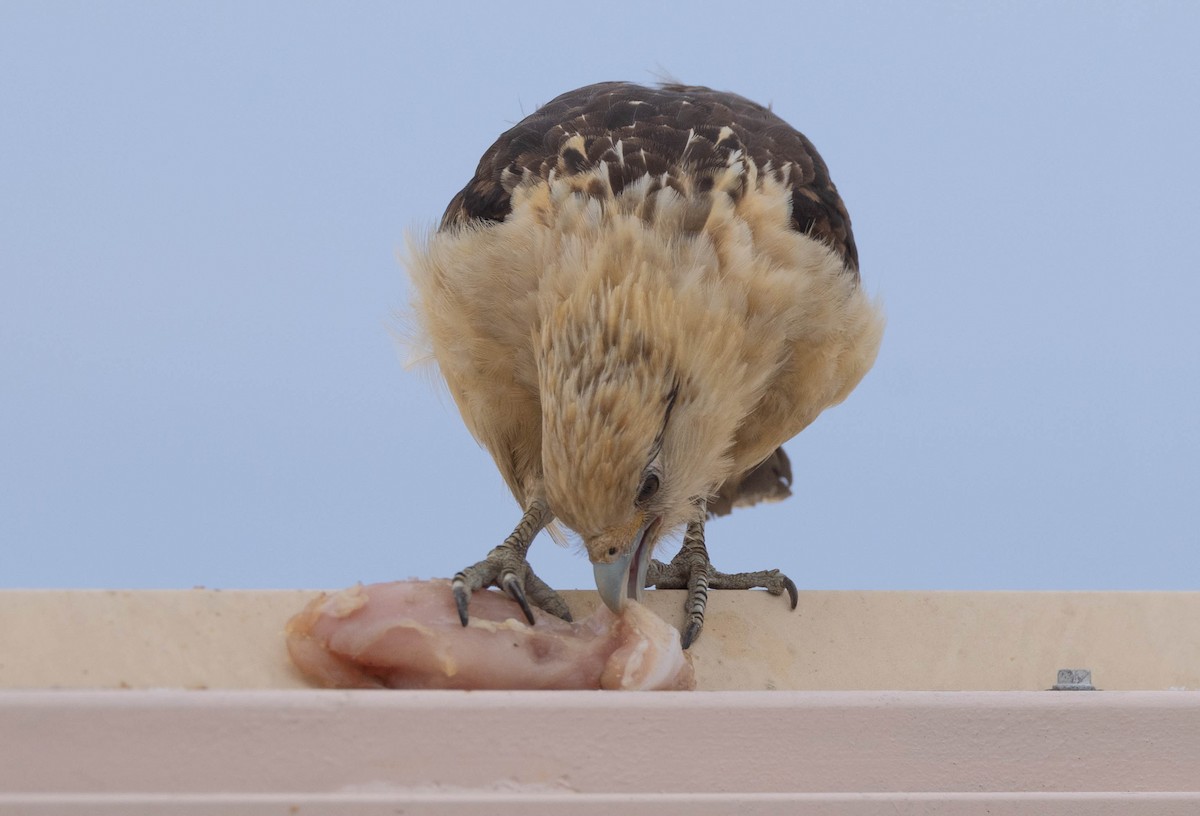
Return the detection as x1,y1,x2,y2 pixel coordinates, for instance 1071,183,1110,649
440,81,858,272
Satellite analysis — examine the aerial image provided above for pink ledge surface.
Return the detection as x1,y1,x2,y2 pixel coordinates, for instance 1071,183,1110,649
4,590,1200,814
2,689,1200,814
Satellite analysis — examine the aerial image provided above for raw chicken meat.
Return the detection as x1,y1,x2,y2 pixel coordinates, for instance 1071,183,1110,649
286,580,695,691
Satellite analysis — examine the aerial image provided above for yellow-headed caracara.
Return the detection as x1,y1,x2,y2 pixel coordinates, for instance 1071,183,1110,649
408,82,883,647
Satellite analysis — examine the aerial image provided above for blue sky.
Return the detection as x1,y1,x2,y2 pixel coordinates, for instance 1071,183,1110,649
2,2,1197,590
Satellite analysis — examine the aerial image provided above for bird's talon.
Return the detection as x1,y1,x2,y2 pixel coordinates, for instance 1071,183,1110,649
503,572,537,625
453,583,471,626
783,576,799,609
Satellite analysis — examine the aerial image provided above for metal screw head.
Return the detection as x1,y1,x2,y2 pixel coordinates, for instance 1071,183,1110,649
1052,668,1096,691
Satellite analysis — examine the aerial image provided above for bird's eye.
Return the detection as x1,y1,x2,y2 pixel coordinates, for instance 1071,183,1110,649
636,473,660,505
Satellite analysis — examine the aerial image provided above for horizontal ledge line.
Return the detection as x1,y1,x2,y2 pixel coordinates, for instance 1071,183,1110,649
6,689,1200,708
6,792,1200,804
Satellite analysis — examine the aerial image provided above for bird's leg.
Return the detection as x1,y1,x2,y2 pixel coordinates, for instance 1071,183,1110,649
645,517,713,649
450,498,572,626
646,499,798,648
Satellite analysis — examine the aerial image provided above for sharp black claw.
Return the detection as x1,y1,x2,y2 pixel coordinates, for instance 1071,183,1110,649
783,576,799,610
503,573,537,625
453,584,470,627
681,620,702,650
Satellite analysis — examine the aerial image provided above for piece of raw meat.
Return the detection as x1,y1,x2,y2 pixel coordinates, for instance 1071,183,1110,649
286,580,695,691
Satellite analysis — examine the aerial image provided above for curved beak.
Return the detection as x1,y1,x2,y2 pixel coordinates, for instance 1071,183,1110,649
593,517,659,613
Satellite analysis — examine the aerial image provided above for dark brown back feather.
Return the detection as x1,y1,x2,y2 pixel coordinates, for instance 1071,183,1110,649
440,81,858,272
707,447,794,518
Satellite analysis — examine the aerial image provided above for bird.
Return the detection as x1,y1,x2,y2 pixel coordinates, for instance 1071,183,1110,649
406,82,883,647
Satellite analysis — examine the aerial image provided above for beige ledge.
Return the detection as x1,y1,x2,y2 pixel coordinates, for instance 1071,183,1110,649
2,588,1200,691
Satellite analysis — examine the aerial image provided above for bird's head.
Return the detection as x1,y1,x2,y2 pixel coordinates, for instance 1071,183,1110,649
540,348,686,615
535,213,780,613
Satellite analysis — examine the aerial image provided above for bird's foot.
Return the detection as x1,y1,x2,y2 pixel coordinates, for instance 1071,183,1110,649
646,519,797,649
451,499,572,626
452,548,572,625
